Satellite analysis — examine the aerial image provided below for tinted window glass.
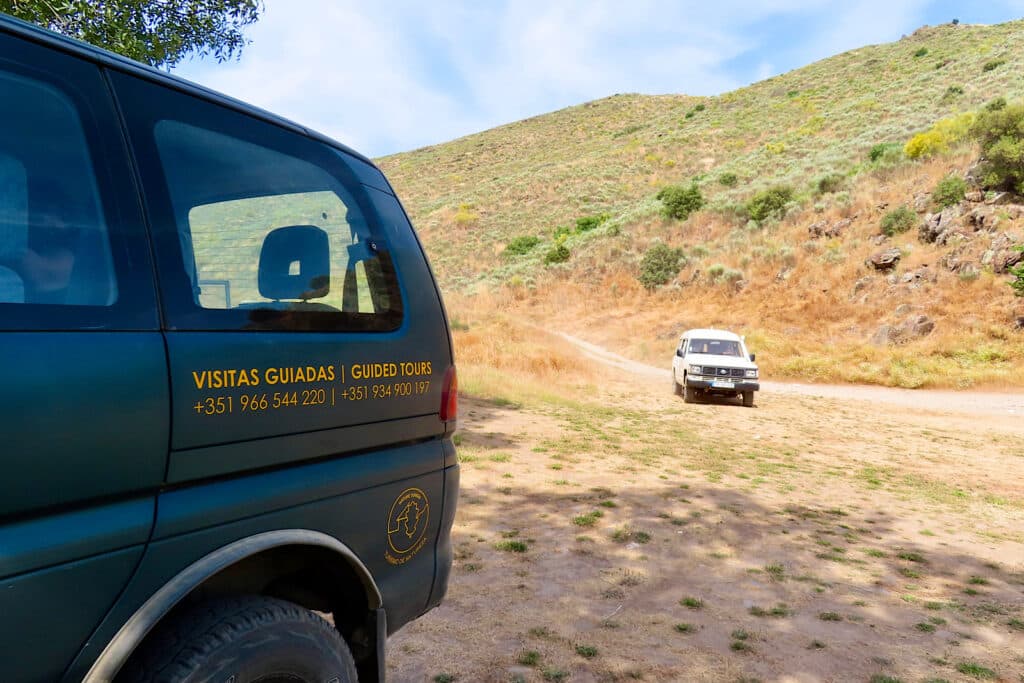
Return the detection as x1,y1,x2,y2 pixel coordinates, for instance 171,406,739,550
0,73,117,308
150,119,401,331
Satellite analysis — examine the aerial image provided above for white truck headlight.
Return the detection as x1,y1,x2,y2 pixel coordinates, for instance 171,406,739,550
745,369,758,378
690,366,702,375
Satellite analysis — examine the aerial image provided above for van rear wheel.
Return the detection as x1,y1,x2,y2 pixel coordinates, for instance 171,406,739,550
119,595,357,683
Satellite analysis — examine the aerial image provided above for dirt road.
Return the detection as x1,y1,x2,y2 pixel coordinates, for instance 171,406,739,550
388,335,1024,683
559,331,1024,417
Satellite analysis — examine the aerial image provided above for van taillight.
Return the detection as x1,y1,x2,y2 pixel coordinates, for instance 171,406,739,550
440,365,457,422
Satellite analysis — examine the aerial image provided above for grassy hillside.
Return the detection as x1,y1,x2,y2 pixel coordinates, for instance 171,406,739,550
379,20,1024,388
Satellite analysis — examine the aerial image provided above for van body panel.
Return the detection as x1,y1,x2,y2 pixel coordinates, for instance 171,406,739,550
63,464,446,682
1,547,143,683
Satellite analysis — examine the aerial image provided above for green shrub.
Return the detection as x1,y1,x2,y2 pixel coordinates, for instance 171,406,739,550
985,97,1007,112
933,175,967,208
880,205,917,236
638,243,685,290
913,47,928,57
719,172,738,187
656,183,704,220
573,214,602,232
869,142,901,162
746,185,794,222
552,225,572,240
544,244,570,264
816,173,845,194
505,235,540,256
1010,247,1024,296
970,101,1024,192
982,58,1006,72
942,85,964,102
905,112,975,159
694,103,706,112
575,213,610,232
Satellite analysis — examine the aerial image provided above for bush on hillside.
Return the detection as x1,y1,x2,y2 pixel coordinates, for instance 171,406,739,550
553,225,573,240
880,205,917,236
575,213,610,232
656,183,704,220
505,235,541,256
719,172,738,187
1010,248,1024,296
904,112,975,159
913,47,928,58
638,243,685,290
544,244,570,264
932,175,967,208
970,101,1024,193
868,142,902,163
985,97,1007,112
982,58,1006,72
816,173,845,194
746,185,794,222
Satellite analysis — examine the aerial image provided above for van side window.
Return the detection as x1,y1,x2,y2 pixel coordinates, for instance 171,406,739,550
0,72,117,309
147,118,401,331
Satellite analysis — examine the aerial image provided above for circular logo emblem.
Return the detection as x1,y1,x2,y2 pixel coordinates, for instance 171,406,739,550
386,487,430,565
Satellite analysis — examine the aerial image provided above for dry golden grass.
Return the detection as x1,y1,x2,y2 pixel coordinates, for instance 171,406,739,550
444,152,1024,389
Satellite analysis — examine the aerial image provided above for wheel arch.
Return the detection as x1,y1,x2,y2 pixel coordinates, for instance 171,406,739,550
83,529,382,683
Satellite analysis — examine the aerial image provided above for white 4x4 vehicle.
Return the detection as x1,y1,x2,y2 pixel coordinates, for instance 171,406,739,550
672,328,760,407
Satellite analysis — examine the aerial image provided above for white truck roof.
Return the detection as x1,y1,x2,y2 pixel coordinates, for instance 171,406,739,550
680,328,742,341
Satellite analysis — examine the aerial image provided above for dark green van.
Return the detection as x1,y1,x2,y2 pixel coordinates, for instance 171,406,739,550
0,13,458,683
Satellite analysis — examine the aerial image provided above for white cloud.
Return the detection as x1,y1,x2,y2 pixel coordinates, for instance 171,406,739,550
173,0,1018,157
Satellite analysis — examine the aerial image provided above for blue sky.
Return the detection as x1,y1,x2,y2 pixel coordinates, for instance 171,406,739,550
175,1,1024,158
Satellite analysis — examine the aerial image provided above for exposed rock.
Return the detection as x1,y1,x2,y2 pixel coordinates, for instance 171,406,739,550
1016,317,1024,332
965,161,985,186
775,267,794,282
964,190,985,203
886,273,898,285
984,191,1022,206
894,303,913,316
912,193,931,212
919,206,961,243
981,250,995,266
958,263,980,280
852,276,873,294
871,234,889,246
966,205,998,231
807,220,828,238
999,249,1023,273
829,218,852,237
940,253,961,271
896,314,936,340
870,325,894,346
867,248,902,271
808,217,853,239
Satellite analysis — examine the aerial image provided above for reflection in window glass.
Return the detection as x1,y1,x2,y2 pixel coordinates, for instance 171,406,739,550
154,120,398,325
0,73,117,307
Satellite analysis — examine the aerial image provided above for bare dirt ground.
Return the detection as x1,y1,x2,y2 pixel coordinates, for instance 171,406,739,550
388,345,1024,683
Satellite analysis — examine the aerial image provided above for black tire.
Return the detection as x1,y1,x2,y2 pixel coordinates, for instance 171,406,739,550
119,595,358,683
742,391,754,408
682,378,695,404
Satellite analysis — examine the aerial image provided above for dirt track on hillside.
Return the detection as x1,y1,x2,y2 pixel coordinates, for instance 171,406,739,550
558,332,1024,418
388,338,1024,683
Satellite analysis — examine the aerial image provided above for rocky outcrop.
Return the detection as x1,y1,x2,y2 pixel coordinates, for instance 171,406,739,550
897,314,935,339
808,217,853,239
919,206,961,244
870,314,936,346
867,248,901,271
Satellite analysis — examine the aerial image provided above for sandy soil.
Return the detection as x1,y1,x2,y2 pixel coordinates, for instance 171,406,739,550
388,347,1024,683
